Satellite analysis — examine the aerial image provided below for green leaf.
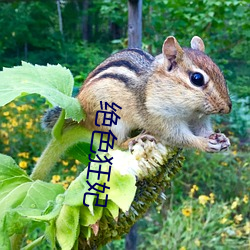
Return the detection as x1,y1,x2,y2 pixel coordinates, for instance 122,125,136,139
3,210,31,238
106,200,119,219
0,231,10,250
0,154,30,181
64,170,90,207
45,221,56,249
56,205,80,250
0,182,64,246
0,176,31,201
6,182,64,224
0,182,33,246
0,62,85,122
64,150,137,214
101,168,136,212
26,201,63,222
0,182,33,217
79,205,103,227
66,141,96,165
20,181,64,212
0,154,65,242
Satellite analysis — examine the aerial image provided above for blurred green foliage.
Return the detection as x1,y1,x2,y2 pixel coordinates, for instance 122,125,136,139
0,0,249,97
0,0,249,248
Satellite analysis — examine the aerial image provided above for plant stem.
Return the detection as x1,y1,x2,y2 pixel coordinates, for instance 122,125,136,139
11,126,97,249
30,125,97,181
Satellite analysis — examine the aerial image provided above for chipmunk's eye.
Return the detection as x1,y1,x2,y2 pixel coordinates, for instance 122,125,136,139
190,72,204,87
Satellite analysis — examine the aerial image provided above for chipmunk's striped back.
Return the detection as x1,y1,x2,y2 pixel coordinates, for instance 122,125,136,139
83,48,155,89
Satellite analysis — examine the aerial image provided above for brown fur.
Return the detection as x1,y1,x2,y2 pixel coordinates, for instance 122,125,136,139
77,36,232,152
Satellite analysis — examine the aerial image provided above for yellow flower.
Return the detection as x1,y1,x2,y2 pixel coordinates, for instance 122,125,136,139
51,175,61,183
75,159,81,165
17,106,23,112
19,161,28,169
63,182,69,189
32,157,39,162
9,102,16,108
220,217,228,224
209,193,215,204
231,201,238,209
244,221,250,234
189,184,199,197
66,176,75,182
194,238,201,247
3,111,9,116
221,232,227,238
62,160,69,166
232,150,237,156
3,138,9,145
4,147,10,152
26,121,33,129
179,247,186,250
71,165,77,172
0,130,8,138
223,205,228,210
234,214,243,224
198,195,210,206
182,207,192,217
11,119,18,127
235,157,242,163
221,162,228,167
236,229,243,237
17,105,31,112
18,152,30,159
243,195,248,204
231,198,240,209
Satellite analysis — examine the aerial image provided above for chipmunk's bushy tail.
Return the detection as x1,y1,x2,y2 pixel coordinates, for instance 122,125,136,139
41,106,62,130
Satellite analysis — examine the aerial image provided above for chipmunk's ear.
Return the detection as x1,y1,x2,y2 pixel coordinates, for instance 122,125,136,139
191,36,205,52
162,36,184,63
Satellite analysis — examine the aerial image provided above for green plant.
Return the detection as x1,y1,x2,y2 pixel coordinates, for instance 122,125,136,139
138,193,249,250
0,62,182,249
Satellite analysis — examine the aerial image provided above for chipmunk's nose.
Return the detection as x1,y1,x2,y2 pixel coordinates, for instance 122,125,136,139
219,101,232,114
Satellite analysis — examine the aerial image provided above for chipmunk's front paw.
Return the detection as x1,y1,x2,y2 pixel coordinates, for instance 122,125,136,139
129,134,156,152
206,133,230,152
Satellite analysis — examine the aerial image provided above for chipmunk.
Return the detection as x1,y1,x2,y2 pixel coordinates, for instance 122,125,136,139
44,36,232,153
